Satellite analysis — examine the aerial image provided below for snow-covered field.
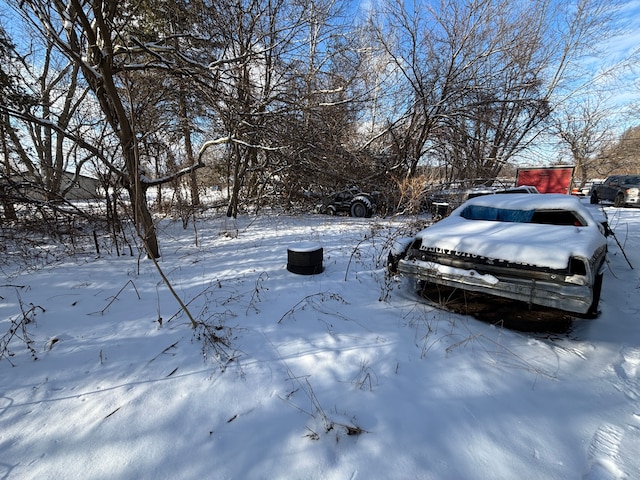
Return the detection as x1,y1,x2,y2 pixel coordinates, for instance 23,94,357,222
1,201,639,479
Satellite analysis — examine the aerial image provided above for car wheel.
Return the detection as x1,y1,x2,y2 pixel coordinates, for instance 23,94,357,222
614,193,625,208
350,199,369,218
387,250,405,274
585,272,603,318
590,193,599,204
327,205,337,215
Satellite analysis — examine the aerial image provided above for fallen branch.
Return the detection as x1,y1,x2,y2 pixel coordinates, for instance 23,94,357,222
608,224,633,269
277,292,348,324
89,279,140,316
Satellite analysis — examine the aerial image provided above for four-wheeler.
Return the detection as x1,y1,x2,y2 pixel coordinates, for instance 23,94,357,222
315,188,380,218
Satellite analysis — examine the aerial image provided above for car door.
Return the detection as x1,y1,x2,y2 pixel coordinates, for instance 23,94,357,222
598,176,620,201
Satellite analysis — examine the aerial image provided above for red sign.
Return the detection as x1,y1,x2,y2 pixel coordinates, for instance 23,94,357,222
516,166,575,194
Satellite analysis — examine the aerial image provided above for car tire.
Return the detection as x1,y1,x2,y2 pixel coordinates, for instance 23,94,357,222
326,205,337,215
387,251,404,274
585,272,603,318
590,193,599,204
614,193,625,208
350,199,370,218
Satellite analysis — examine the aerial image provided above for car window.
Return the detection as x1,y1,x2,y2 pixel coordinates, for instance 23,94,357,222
530,210,585,226
622,176,640,184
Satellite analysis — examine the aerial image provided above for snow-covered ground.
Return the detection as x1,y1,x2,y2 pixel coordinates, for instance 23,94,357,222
1,201,639,479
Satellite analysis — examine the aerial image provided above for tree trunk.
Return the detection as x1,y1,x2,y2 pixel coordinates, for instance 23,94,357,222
178,87,200,207
0,119,18,221
226,142,243,218
128,179,159,258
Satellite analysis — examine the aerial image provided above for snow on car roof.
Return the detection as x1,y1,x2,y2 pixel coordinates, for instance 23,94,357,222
417,194,607,269
458,193,589,214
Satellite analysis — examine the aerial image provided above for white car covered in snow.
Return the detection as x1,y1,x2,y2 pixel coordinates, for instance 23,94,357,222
391,194,608,316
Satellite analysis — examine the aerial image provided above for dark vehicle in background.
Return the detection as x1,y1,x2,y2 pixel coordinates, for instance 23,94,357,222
590,175,640,207
315,187,381,218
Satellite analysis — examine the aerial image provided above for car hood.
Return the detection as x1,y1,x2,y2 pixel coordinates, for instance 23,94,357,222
415,216,606,269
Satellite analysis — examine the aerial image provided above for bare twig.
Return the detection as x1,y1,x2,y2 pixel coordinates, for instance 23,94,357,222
0,290,44,365
88,279,140,316
145,248,198,329
277,292,348,324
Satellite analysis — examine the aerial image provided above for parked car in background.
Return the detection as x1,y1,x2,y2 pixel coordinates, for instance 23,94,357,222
590,175,640,207
500,185,540,194
424,183,539,219
390,193,608,317
571,181,597,197
424,183,496,219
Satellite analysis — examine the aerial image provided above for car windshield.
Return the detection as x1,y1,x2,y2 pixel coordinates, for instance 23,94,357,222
460,205,585,226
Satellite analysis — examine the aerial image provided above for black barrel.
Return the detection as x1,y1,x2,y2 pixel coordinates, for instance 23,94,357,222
287,243,324,275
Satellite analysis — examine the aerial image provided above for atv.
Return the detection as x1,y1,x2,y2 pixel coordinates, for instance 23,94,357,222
315,187,379,218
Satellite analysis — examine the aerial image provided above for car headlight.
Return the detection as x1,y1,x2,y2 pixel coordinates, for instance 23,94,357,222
626,188,639,196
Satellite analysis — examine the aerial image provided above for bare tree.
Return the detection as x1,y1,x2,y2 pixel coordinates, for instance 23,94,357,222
365,0,614,183
552,97,615,184
205,0,359,217
278,0,377,200
6,36,94,202
12,0,222,257
0,21,37,221
597,125,640,175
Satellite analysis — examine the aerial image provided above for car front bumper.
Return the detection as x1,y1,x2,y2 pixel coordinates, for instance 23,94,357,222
397,259,596,314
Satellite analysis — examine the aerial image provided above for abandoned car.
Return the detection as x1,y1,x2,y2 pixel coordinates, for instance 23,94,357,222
390,194,608,316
